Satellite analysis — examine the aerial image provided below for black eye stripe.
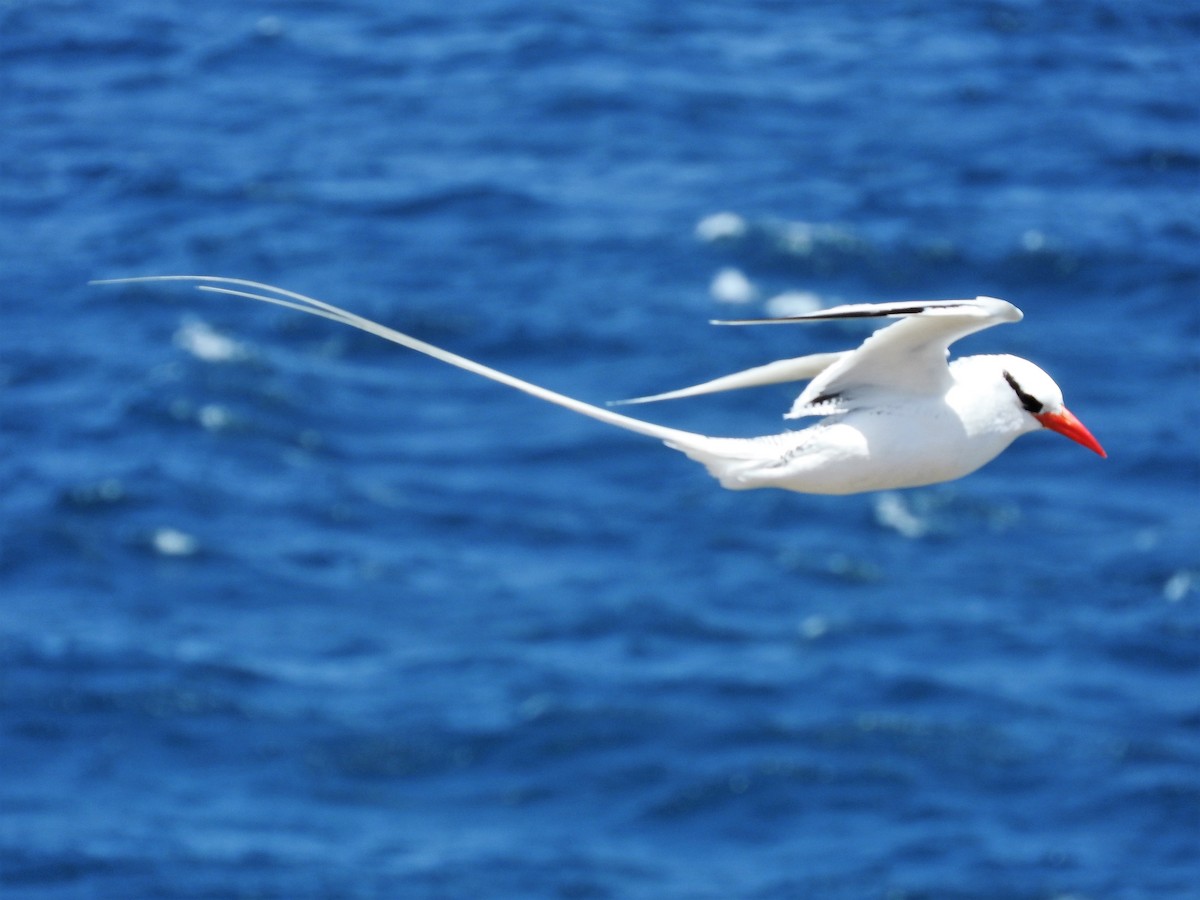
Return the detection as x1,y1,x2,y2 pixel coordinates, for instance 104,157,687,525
1003,371,1044,414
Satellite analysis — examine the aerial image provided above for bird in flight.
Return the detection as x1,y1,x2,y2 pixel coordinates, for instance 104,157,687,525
95,277,1105,495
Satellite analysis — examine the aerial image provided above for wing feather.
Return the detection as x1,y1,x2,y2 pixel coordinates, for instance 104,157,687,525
713,298,1015,325
610,351,844,406
777,297,1024,416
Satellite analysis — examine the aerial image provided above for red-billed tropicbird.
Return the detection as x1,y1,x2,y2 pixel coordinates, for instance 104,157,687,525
94,277,1106,495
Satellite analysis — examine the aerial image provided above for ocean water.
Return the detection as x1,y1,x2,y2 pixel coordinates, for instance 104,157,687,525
2,2,1198,897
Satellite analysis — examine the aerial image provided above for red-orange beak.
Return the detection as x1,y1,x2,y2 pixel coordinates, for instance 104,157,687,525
1034,407,1107,458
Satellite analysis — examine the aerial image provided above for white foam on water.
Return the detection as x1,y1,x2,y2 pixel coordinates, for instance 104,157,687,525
1163,571,1193,603
174,317,247,363
709,267,756,304
152,527,199,557
763,290,825,318
198,404,233,431
695,211,747,242
873,492,929,539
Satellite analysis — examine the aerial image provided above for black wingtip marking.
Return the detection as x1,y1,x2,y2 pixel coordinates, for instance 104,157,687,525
807,391,842,406
798,305,935,320
713,301,976,326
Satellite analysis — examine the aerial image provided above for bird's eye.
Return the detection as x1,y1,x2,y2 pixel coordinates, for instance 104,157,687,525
1003,371,1043,414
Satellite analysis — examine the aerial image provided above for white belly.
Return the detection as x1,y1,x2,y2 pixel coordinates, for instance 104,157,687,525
673,404,1021,495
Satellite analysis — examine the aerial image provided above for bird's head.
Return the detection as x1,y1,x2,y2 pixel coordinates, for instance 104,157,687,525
999,356,1106,458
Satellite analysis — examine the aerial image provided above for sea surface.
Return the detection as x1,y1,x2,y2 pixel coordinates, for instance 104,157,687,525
2,2,1198,897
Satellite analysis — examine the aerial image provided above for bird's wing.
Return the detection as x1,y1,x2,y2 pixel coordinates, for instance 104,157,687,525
609,351,845,406
716,297,1022,418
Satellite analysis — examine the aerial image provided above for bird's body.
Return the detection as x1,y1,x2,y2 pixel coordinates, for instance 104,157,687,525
666,354,1054,494
94,277,1105,494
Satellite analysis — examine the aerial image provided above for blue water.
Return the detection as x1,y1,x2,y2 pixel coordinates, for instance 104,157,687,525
3,2,1198,897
